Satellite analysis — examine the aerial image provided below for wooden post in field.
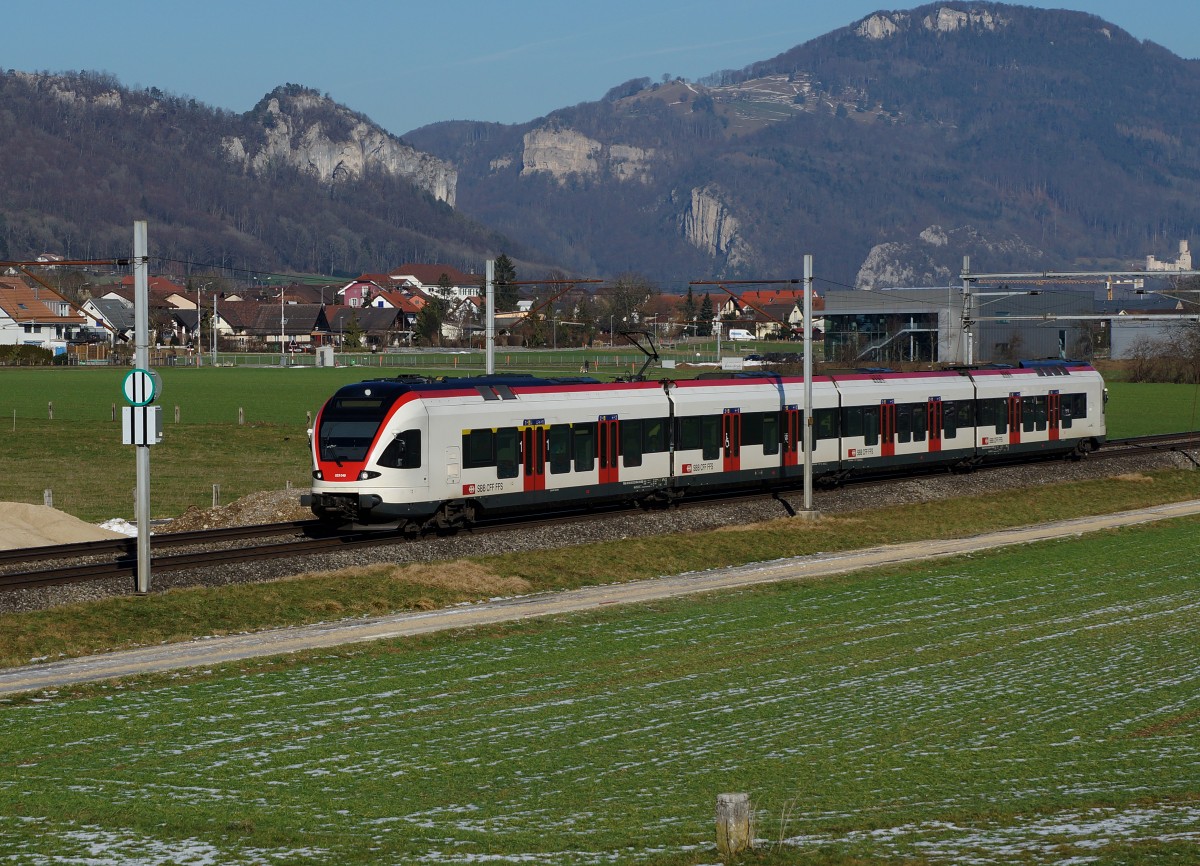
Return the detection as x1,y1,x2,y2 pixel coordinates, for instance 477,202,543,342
174,406,180,423
43,489,52,508
111,403,117,422
716,793,753,857
238,407,244,425
212,484,219,507
48,401,53,420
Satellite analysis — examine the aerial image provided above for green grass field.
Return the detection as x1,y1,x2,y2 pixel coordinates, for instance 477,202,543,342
0,366,1195,521
1,518,1197,864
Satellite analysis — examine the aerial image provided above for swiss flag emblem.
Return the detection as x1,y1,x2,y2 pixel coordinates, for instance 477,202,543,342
463,483,476,495
682,464,692,474
848,448,856,458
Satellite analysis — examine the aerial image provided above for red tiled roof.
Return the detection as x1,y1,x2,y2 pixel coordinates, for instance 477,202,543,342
0,279,85,324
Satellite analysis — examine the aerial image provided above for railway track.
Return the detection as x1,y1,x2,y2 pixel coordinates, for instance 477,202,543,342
4,431,1197,596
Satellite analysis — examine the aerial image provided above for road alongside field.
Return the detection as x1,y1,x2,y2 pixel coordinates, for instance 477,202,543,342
3,498,1199,696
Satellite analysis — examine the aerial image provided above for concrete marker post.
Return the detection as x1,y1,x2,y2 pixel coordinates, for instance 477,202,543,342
716,793,753,857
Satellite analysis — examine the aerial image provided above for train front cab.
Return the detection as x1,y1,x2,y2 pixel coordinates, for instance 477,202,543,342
307,383,435,527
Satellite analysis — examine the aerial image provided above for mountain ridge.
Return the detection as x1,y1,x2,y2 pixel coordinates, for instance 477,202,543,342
2,2,1199,288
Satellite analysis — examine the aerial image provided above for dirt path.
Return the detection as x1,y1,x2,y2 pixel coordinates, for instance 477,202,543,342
2,499,1198,696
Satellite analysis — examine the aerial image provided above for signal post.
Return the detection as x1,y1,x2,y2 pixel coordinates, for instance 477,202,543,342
123,221,162,593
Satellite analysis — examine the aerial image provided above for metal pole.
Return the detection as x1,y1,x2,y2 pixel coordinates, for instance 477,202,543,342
133,221,152,593
212,290,218,367
486,259,495,375
280,289,287,366
196,282,202,367
961,255,973,366
803,254,814,513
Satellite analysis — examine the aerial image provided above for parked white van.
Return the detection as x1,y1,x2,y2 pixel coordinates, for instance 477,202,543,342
727,328,754,341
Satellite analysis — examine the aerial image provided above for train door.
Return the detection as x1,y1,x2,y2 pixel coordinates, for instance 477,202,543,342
1047,391,1061,442
880,400,896,458
521,425,547,492
782,405,800,467
598,415,620,484
1008,393,1022,445
722,409,742,473
927,398,943,454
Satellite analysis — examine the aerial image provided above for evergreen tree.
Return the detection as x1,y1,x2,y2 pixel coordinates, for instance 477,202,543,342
343,313,364,349
683,286,697,336
415,296,447,345
494,253,518,311
698,293,714,337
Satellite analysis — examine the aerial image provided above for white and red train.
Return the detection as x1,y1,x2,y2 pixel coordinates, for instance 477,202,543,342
304,361,1107,531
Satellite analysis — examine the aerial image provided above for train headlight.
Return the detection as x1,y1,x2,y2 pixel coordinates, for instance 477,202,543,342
358,469,382,480
312,469,323,480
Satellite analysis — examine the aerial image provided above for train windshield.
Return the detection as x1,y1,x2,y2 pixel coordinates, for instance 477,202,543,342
317,396,391,462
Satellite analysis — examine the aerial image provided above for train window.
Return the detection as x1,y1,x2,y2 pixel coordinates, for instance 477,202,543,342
943,401,957,438
956,401,975,433
913,404,926,442
1023,396,1046,432
742,412,764,447
979,399,1007,434
377,429,422,469
622,420,643,467
676,416,701,451
463,428,495,469
549,425,572,474
814,408,838,441
701,415,721,460
1066,392,1087,421
841,406,863,439
496,427,519,479
644,417,668,453
573,424,595,472
318,419,379,462
862,406,879,447
762,413,779,455
897,404,912,444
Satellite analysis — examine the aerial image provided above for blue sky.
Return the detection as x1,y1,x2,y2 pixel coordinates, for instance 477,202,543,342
4,1,1196,137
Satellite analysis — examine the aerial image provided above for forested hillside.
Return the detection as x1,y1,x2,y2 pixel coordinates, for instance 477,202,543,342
0,74,512,276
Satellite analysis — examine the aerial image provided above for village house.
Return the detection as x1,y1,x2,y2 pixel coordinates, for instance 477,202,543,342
387,263,483,302
0,277,88,353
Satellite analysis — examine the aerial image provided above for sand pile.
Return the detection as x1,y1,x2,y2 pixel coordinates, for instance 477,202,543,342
0,503,129,550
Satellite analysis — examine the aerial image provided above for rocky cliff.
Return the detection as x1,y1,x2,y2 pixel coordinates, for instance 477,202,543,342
223,89,457,206
855,225,1045,289
679,185,753,267
519,126,653,184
